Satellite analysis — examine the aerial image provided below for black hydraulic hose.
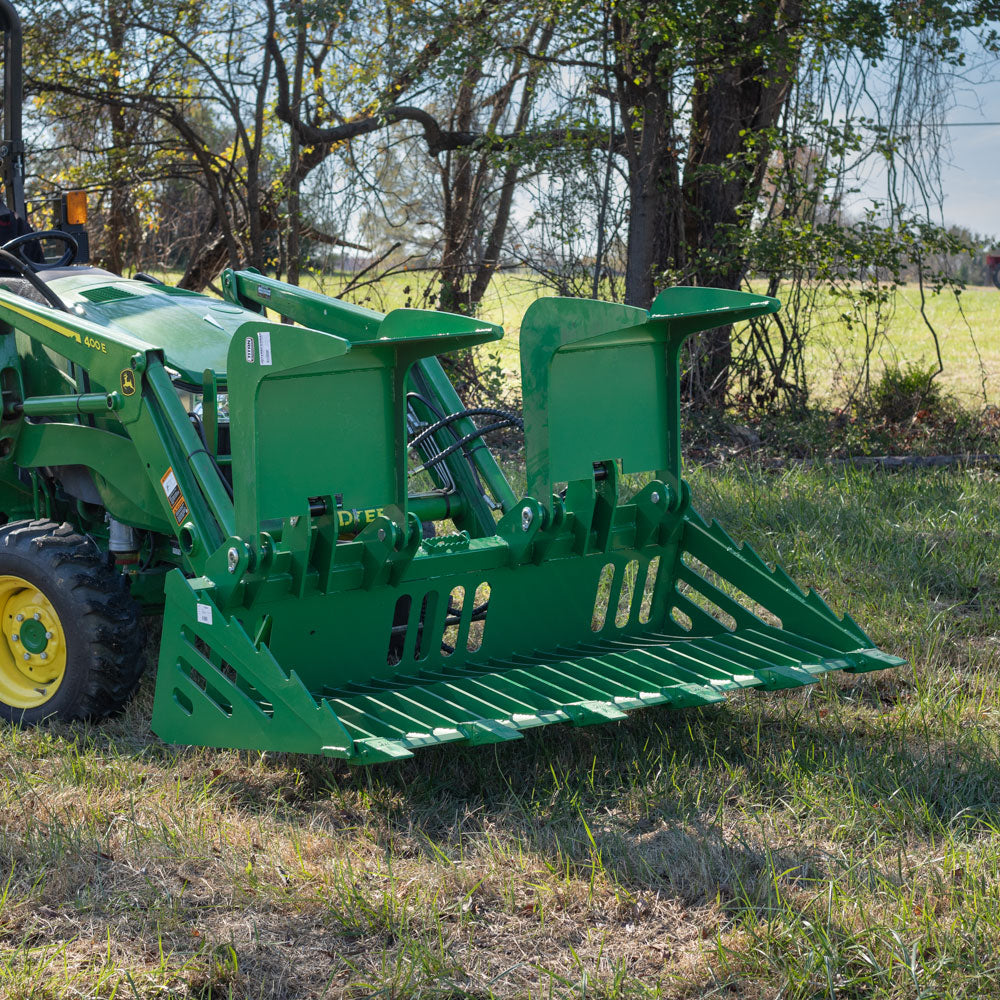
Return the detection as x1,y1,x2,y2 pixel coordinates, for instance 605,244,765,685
408,406,523,452
406,390,487,495
188,412,234,501
390,606,489,638
408,419,519,476
0,250,68,311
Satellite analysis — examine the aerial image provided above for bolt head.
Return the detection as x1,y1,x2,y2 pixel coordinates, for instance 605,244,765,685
650,491,660,505
22,652,29,661
40,652,47,660
44,632,52,640
521,507,533,532
226,546,240,573
33,613,40,621
377,528,386,542
15,614,22,622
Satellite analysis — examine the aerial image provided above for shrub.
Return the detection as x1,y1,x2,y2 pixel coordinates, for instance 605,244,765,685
870,363,942,422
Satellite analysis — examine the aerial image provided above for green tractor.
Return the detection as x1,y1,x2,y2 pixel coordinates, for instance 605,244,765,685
0,1,901,763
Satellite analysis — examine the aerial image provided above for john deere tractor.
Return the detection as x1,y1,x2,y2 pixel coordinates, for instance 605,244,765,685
0,0,901,763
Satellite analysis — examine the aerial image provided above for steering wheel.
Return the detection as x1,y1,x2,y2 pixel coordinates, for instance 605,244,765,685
1,230,79,271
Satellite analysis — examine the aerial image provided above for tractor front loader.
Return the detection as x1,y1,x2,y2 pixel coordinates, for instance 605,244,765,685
0,0,902,762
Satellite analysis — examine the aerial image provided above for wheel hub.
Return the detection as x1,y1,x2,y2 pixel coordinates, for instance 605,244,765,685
19,616,48,653
0,575,66,707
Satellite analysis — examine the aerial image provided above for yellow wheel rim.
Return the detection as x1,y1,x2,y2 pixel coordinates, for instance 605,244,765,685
0,574,67,710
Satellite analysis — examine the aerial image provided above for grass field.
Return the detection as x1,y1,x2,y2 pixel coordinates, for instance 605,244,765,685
3,464,1000,998
304,271,1000,407
2,269,999,996
152,264,1000,408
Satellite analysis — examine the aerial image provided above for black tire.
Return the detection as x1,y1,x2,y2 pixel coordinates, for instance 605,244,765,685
992,266,1000,292
0,519,144,725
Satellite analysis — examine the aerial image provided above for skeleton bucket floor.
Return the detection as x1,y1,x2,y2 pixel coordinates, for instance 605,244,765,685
317,624,903,760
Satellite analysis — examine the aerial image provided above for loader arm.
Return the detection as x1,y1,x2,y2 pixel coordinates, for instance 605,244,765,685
0,287,238,564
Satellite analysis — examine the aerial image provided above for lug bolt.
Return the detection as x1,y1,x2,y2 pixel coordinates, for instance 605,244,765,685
226,547,239,573
33,613,40,621
40,652,47,660
15,614,22,622
11,634,17,642
521,508,533,532
22,652,29,661
651,491,660,505
45,632,52,640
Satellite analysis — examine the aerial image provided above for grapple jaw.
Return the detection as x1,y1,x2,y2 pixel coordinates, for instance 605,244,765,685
150,281,903,764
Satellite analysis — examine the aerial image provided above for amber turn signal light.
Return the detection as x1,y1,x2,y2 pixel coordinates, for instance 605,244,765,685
65,190,87,226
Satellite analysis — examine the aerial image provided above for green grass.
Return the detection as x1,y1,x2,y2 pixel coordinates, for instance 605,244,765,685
306,272,1000,408
796,283,1000,406
309,273,1000,409
4,464,1000,997
145,263,1000,409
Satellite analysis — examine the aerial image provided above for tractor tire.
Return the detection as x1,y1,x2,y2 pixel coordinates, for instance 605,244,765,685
0,519,144,725
992,266,1000,292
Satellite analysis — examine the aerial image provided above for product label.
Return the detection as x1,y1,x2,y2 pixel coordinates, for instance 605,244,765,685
245,336,255,364
258,330,273,366
196,603,213,626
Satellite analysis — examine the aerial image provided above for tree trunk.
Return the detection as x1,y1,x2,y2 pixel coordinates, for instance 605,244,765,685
612,17,684,309
677,2,801,404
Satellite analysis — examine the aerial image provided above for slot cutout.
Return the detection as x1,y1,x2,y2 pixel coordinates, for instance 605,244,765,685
638,556,661,624
387,594,412,665
615,559,640,628
442,586,464,657
670,609,693,632
682,553,778,627
592,563,615,631
466,582,491,652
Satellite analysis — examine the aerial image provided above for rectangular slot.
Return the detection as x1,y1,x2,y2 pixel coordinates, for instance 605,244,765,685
387,594,412,665
466,582,491,652
442,586,465,657
592,563,615,632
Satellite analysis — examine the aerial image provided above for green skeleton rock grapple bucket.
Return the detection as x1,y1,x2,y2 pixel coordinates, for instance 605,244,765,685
0,0,899,759
0,263,903,763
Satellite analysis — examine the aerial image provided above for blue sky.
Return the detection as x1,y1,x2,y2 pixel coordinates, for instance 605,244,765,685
938,74,1000,241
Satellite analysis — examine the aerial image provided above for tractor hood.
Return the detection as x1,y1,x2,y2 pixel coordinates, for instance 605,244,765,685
45,269,248,385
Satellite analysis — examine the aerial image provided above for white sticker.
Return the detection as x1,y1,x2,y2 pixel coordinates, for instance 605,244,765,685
196,603,213,625
258,330,273,366
257,284,272,300
245,336,255,364
161,469,179,505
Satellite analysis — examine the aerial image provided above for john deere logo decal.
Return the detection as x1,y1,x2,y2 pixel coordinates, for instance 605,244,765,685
120,369,136,396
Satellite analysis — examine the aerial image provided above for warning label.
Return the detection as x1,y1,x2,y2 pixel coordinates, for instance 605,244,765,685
161,468,190,526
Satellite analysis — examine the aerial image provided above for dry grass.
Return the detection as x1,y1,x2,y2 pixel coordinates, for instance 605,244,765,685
4,465,1000,997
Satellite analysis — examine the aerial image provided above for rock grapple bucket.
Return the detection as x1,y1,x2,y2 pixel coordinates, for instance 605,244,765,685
149,280,903,763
